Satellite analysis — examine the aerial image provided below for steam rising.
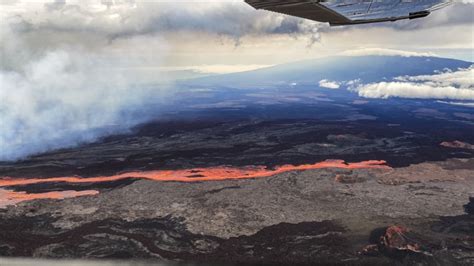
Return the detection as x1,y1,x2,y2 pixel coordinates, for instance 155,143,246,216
0,45,170,161
0,1,324,161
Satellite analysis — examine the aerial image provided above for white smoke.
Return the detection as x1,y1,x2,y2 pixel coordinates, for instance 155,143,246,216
0,0,326,161
0,2,165,161
0,45,171,161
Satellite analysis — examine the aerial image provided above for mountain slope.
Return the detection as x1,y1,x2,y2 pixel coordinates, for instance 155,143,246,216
185,55,472,87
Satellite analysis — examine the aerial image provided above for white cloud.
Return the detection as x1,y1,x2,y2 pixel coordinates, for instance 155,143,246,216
437,101,474,107
340,48,436,58
355,67,474,100
1,1,325,47
395,66,474,89
319,79,341,89
357,82,474,100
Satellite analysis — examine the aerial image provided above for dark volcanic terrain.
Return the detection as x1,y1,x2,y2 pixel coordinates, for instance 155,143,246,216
1,159,473,265
1,56,473,265
2,106,473,179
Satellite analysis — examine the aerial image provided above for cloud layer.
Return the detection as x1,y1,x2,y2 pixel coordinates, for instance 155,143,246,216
355,67,474,100
2,1,324,48
340,48,437,58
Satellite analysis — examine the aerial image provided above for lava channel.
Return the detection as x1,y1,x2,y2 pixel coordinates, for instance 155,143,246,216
0,189,99,208
0,160,390,207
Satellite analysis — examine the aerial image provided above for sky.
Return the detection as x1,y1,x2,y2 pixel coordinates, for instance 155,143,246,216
1,0,473,76
0,0,473,161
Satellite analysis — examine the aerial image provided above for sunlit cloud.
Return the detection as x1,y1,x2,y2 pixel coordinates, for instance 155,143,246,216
355,67,474,100
319,79,341,89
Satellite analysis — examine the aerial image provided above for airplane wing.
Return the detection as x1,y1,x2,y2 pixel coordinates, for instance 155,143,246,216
245,0,452,26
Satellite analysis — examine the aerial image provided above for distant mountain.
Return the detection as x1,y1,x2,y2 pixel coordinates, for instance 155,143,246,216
184,56,472,88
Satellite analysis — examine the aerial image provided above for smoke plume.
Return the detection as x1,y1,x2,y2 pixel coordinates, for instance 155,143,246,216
0,0,324,161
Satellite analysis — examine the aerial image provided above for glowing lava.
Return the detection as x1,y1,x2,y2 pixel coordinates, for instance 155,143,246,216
0,189,99,208
0,160,390,207
0,160,390,187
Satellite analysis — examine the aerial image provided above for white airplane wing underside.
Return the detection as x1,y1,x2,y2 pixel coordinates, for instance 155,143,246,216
245,0,452,25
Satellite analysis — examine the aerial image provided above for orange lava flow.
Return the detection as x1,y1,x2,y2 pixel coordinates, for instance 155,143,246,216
0,160,391,188
0,189,99,208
